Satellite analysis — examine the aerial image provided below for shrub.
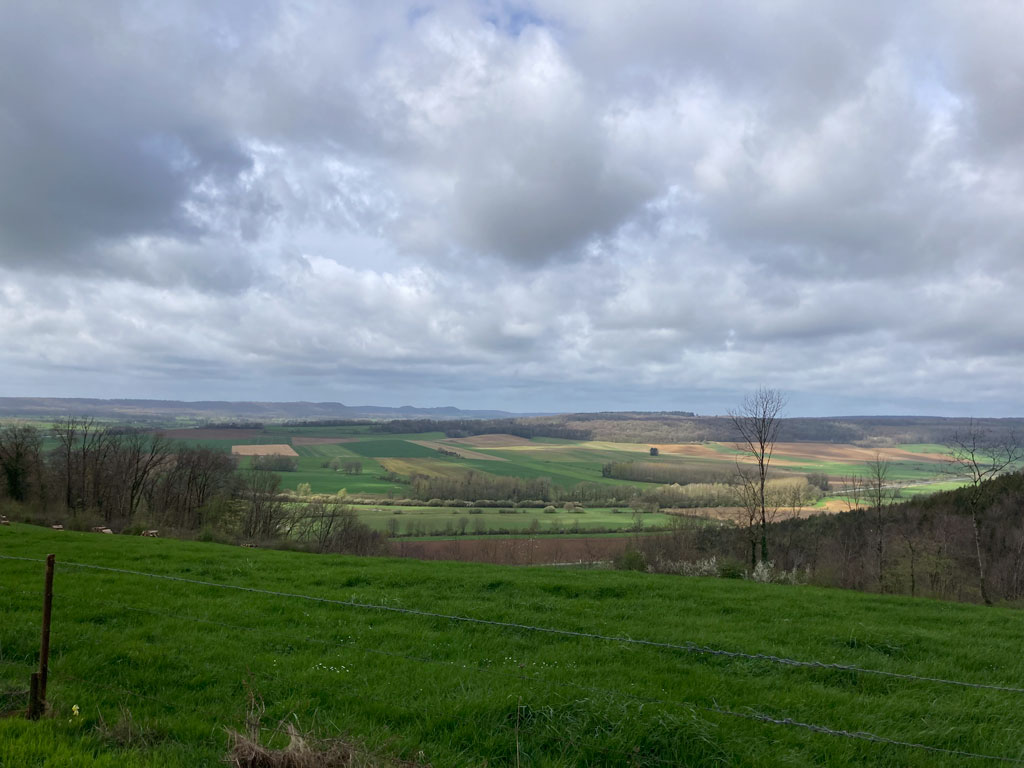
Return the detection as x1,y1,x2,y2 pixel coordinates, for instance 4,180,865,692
543,506,557,514
718,559,746,579
614,548,647,571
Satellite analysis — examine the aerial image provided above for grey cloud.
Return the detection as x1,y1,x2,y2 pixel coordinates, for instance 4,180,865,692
1,1,1024,415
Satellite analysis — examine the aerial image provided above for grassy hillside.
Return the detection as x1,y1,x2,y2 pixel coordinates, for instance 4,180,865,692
3,526,1024,766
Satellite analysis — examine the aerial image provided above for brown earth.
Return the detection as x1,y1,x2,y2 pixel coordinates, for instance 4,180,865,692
650,444,729,459
447,434,536,448
291,437,362,446
231,444,299,457
388,535,635,565
158,428,267,440
410,440,508,461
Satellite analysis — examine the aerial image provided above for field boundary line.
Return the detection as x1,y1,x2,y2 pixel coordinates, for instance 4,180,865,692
3,553,1023,695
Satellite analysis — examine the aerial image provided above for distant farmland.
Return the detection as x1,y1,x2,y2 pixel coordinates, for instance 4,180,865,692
157,425,963,536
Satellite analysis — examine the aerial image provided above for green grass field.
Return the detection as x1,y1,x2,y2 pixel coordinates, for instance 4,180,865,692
323,505,678,535
3,526,1024,766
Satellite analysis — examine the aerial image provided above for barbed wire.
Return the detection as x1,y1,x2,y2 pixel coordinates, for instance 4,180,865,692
4,556,1024,763
3,554,1022,696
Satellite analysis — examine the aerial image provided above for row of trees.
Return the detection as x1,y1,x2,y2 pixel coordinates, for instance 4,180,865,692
0,419,384,554
601,461,734,485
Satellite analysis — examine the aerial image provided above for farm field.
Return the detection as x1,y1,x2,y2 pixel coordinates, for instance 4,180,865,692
4,526,1024,766
160,427,957,496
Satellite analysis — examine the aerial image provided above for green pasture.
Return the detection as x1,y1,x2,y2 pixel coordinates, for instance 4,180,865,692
333,504,677,536
4,526,1024,766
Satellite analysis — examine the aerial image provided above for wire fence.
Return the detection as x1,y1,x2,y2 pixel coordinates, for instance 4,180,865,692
2,552,1024,764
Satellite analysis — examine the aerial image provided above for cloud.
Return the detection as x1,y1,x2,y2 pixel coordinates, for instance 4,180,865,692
0,1,1023,414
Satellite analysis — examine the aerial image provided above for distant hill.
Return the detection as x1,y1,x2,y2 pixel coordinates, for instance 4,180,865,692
0,397,538,422
551,413,1024,444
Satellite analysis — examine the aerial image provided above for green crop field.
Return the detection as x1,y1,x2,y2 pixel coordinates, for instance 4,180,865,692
3,526,1024,766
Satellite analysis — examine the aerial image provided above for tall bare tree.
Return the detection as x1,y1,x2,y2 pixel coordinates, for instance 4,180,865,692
865,453,901,590
946,421,1022,605
730,387,786,563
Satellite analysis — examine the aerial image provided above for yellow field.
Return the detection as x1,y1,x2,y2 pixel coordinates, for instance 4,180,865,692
230,444,298,457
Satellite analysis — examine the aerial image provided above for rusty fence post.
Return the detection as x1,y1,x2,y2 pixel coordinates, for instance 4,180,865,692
26,553,55,720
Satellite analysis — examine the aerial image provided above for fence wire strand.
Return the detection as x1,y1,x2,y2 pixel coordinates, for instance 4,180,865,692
3,553,1021,695
4,553,1024,764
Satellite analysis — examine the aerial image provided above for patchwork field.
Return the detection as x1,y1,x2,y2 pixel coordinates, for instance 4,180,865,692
154,427,970,535
3,526,1024,766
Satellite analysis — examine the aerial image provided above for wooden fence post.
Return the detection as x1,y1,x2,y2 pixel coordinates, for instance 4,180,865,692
26,554,55,720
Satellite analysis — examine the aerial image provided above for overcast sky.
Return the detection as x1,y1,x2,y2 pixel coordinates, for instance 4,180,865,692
2,1,1023,416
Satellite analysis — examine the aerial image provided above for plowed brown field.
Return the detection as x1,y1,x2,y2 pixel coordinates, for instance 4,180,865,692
447,434,536,448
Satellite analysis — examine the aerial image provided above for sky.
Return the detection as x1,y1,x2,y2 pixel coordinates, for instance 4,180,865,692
1,1,1023,417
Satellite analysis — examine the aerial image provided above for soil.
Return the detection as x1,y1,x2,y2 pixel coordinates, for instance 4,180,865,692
447,434,536,448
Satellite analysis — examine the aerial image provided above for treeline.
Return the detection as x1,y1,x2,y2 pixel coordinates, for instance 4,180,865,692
0,419,382,554
637,471,1024,605
602,461,735,485
370,418,591,441
411,471,556,503
0,419,238,531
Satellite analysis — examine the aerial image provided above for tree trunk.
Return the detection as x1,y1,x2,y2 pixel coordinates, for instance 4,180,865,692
972,512,992,605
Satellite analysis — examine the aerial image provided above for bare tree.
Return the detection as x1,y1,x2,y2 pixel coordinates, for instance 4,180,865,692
238,468,286,541
840,473,864,512
734,467,761,570
730,387,786,563
865,453,901,590
946,420,1023,605
110,430,170,525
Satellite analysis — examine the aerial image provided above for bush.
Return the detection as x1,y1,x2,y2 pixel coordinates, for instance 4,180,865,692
718,559,746,579
614,548,647,571
543,506,557,514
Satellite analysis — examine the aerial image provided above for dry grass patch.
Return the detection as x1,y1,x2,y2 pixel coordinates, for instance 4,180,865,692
232,444,299,457
651,444,731,459
225,688,426,768
377,458,468,478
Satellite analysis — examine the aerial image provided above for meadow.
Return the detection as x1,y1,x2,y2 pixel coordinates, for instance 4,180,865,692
3,525,1024,766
